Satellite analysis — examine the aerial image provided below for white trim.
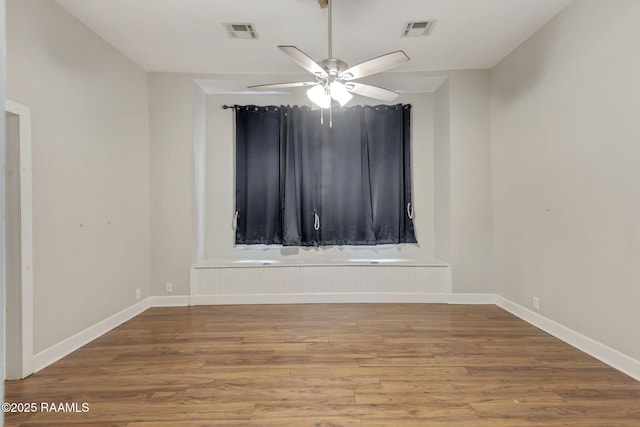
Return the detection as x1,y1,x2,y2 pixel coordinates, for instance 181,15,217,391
447,293,498,304
147,295,190,307
33,299,151,373
496,295,640,381
191,293,449,306
28,293,640,383
193,258,450,268
32,296,186,372
5,100,34,379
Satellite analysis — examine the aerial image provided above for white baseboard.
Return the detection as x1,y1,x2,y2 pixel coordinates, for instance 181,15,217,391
190,293,449,305
147,295,190,307
32,296,187,373
32,298,151,373
496,295,640,381
30,293,640,383
447,293,498,304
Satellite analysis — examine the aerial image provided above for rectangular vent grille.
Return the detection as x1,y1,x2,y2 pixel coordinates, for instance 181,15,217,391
224,23,258,39
402,20,437,37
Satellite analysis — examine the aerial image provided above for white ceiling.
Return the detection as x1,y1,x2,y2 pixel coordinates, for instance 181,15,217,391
54,0,573,76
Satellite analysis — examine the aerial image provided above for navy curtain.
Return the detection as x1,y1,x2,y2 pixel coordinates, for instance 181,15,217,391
235,104,416,246
234,105,283,244
319,106,376,245
365,104,416,243
282,106,321,246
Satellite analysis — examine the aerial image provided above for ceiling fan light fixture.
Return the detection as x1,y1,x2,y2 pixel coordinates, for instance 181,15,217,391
307,84,332,109
329,81,353,106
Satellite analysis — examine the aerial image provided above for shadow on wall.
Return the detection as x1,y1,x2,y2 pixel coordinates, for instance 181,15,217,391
491,20,561,106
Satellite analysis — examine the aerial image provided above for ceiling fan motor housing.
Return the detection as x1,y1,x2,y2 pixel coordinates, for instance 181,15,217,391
319,58,348,76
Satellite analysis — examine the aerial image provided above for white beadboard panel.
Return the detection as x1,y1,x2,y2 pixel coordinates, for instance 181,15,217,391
191,265,452,304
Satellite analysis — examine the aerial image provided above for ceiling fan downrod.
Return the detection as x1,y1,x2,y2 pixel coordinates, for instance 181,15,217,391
327,0,333,59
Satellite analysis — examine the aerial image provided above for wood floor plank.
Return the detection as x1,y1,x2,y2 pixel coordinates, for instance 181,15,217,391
5,303,640,426
127,418,363,427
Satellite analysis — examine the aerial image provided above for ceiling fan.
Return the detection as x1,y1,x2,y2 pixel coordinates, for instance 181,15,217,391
248,0,410,108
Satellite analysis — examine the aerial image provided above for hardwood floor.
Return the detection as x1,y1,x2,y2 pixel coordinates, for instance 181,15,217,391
5,304,640,426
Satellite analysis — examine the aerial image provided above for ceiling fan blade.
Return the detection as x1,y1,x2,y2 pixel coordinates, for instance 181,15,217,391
340,51,410,80
278,45,328,78
248,81,317,90
346,82,400,102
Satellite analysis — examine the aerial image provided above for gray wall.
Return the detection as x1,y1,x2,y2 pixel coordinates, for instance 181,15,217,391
149,73,198,297
447,71,494,293
491,0,640,360
6,0,150,353
433,80,451,262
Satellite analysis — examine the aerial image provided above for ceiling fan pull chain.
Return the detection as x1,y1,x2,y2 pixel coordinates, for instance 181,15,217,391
329,105,333,128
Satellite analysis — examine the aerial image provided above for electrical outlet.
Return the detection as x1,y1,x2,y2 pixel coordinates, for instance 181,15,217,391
533,296,540,310
136,288,141,300
166,282,173,293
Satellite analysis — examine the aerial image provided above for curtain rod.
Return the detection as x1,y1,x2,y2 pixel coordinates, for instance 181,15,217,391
222,105,237,110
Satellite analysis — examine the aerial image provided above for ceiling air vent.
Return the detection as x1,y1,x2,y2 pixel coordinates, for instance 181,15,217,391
224,23,258,39
402,20,437,37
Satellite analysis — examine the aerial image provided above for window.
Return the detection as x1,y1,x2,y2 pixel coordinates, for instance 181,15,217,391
234,104,416,246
